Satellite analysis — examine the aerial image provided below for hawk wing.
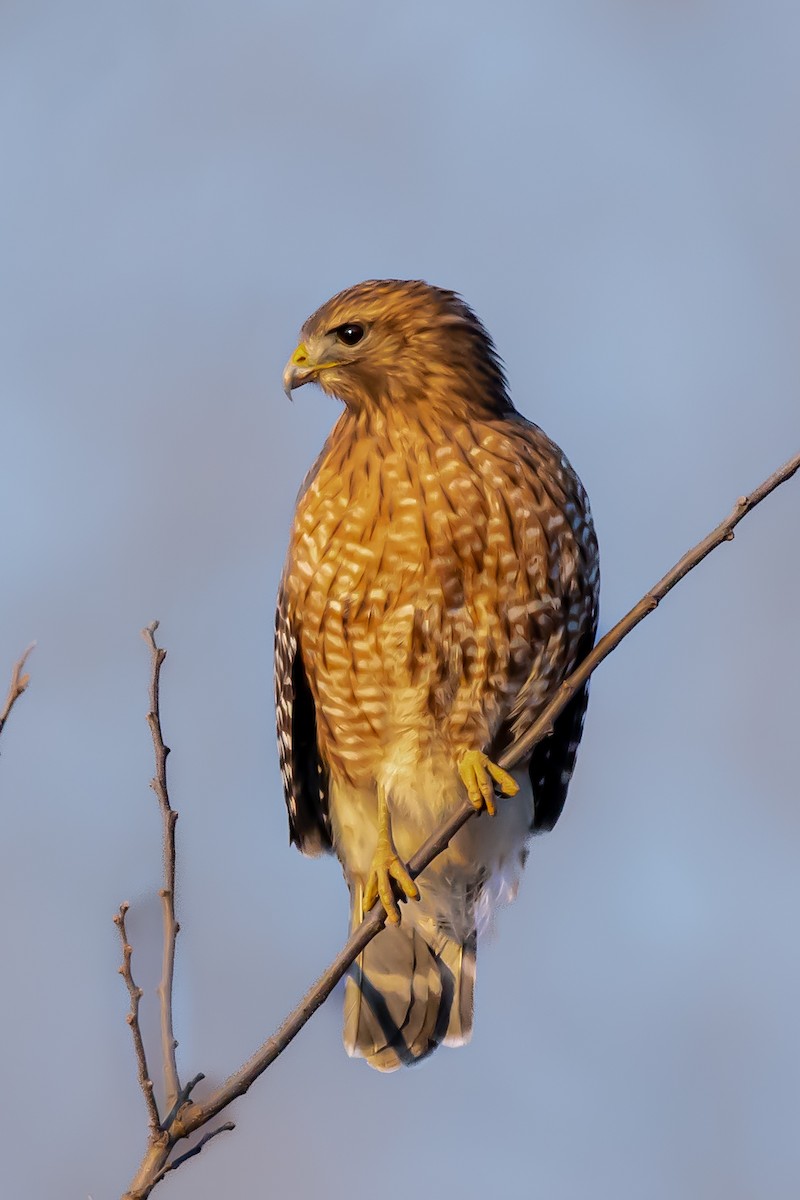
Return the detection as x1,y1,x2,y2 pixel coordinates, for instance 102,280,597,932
526,619,596,832
274,580,332,856
488,418,599,834
491,580,598,834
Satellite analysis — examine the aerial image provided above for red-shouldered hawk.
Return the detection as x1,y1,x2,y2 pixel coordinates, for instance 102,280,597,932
276,280,599,1071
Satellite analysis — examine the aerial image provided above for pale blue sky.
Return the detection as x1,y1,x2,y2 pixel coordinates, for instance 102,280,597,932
1,2,799,1197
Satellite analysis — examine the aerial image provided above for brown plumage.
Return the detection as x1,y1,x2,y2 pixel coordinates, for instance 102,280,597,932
276,280,599,1070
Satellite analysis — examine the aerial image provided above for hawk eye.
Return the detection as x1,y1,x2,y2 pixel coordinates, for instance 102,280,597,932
335,323,365,346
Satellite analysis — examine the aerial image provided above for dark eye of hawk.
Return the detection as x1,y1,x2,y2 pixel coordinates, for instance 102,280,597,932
334,323,365,346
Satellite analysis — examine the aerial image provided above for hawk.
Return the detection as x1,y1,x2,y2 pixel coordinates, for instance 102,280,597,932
276,280,599,1071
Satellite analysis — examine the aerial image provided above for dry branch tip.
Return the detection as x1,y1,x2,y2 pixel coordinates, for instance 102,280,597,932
0,642,36,740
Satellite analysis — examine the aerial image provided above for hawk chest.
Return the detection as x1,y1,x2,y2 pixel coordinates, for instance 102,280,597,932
288,433,467,676
285,422,569,707
282,420,590,783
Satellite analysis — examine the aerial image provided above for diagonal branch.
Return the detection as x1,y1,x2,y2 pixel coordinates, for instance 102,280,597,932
499,448,800,771
0,643,35,742
141,621,182,1113
121,448,799,1199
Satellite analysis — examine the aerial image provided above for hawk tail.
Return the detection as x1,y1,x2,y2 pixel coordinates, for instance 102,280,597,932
343,883,476,1071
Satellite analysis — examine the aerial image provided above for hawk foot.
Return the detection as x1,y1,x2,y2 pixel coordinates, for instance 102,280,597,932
458,750,519,816
364,842,419,925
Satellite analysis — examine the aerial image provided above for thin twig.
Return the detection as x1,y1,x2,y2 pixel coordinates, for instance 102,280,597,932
122,449,799,1198
114,904,161,1133
160,1074,204,1133
141,621,182,1114
0,643,35,741
151,1124,236,1186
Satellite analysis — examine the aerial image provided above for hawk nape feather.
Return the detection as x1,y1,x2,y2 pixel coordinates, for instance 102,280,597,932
275,280,599,1070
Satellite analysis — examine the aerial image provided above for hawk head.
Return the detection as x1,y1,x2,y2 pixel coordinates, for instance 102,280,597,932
283,279,511,418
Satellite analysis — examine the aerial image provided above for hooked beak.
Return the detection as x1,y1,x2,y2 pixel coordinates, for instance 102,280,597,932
283,342,345,400
283,343,314,400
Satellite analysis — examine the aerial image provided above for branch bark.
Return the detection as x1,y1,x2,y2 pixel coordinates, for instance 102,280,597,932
141,622,181,1113
114,903,161,1134
120,449,799,1199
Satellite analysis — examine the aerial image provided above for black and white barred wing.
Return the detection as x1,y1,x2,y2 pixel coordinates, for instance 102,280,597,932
274,580,332,856
526,619,596,832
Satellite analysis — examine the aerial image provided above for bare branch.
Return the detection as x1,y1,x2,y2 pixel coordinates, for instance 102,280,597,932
121,449,799,1198
141,621,181,1112
114,904,161,1134
0,642,35,741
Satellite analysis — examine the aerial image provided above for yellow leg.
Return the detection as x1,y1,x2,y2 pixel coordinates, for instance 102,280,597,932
364,784,420,925
458,750,519,816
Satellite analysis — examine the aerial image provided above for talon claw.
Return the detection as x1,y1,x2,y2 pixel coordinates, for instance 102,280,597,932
365,841,417,924
458,749,518,815
390,860,419,901
486,760,519,797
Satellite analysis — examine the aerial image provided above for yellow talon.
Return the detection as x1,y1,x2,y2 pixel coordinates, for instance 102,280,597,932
458,750,519,816
364,850,419,925
364,784,420,924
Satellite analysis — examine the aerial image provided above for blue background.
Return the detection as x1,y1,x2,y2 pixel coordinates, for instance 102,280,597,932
1,2,798,1197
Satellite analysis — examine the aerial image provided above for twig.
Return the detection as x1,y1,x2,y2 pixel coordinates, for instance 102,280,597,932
114,904,161,1134
121,449,799,1199
0,643,35,741
151,1124,236,1186
160,1074,205,1133
141,622,182,1112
